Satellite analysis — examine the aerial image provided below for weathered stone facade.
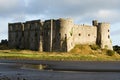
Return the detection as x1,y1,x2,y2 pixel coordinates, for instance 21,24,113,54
8,18,113,52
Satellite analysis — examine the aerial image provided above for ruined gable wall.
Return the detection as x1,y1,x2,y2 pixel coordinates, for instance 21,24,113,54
42,20,51,51
24,20,43,51
8,23,24,49
52,20,61,51
8,23,16,48
43,19,60,52
16,23,24,49
24,22,30,49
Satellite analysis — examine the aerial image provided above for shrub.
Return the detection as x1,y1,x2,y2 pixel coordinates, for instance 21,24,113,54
113,45,120,55
106,50,115,56
0,44,9,50
116,50,120,55
90,45,100,50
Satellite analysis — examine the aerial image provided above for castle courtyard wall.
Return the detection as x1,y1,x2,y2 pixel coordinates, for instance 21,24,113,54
73,25,97,45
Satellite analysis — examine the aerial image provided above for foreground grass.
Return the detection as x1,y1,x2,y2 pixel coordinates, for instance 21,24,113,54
0,49,120,61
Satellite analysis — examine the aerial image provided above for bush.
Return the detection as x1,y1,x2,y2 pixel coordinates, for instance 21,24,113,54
90,45,100,50
106,50,115,56
116,50,120,55
0,44,9,50
113,45,120,55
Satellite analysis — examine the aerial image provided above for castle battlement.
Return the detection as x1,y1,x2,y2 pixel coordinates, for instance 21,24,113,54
8,18,113,52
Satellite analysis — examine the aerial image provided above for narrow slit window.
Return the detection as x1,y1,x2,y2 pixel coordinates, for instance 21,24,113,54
108,35,110,39
79,33,81,36
88,34,90,36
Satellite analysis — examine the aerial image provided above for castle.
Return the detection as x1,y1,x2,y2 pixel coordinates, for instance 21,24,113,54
8,18,113,52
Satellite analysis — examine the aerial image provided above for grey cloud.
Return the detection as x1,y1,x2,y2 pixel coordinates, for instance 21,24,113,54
0,0,26,18
111,23,120,36
23,0,120,24
25,0,120,14
111,29,120,36
1,0,120,22
0,0,120,45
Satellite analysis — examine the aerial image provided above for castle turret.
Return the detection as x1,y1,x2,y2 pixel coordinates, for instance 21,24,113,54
92,20,98,26
97,22,113,50
59,18,74,52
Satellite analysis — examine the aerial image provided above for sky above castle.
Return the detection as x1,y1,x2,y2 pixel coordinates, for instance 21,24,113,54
0,0,120,45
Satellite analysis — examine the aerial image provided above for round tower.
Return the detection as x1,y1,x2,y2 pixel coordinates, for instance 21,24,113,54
59,18,74,51
97,23,113,50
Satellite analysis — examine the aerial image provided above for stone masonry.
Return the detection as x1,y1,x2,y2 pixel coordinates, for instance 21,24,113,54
8,18,113,52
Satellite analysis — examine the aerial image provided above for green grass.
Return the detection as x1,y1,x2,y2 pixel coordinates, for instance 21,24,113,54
0,49,120,61
0,44,119,61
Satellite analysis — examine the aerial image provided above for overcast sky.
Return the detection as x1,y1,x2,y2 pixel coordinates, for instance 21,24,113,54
0,0,120,45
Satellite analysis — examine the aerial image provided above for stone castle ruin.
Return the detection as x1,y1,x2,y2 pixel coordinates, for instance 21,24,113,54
8,18,113,52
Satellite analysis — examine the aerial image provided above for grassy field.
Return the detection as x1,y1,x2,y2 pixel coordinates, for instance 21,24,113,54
0,44,120,61
0,49,120,61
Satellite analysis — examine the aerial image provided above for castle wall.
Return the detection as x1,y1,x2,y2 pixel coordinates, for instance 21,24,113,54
24,20,43,51
24,22,30,49
29,22,37,50
42,19,61,52
8,23,16,48
8,23,24,49
8,18,113,52
16,23,24,49
73,25,97,45
43,20,51,51
51,20,61,52
37,21,43,51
